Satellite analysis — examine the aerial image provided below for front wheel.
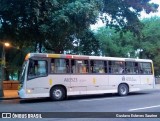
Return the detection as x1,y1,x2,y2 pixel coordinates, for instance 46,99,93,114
118,84,129,96
50,86,66,101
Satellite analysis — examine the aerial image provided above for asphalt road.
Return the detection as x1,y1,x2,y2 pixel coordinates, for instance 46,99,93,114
0,89,160,121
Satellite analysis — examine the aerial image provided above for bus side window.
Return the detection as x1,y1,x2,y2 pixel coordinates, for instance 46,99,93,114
78,60,88,73
71,60,89,74
109,61,124,74
52,59,69,74
109,61,118,74
28,60,35,76
139,63,144,74
71,60,76,73
139,62,152,75
134,62,139,74
51,59,55,73
84,60,89,73
104,61,107,73
108,61,112,73
28,60,47,79
125,62,138,74
90,60,94,73
90,60,105,74
37,61,47,75
66,59,70,73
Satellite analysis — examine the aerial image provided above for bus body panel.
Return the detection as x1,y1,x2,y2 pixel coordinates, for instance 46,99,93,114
19,74,154,98
139,75,154,90
69,75,109,95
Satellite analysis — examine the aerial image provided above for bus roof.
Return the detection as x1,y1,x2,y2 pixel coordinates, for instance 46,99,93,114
25,53,153,62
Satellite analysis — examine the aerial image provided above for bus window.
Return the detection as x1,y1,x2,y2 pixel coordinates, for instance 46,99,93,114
90,60,106,73
71,60,89,74
109,61,124,74
125,62,138,74
28,60,47,79
51,59,69,74
51,59,55,73
139,62,152,74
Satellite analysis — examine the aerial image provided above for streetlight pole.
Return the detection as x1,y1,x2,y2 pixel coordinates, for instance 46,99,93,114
0,42,10,97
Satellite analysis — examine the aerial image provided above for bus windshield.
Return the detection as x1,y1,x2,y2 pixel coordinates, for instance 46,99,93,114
19,61,27,84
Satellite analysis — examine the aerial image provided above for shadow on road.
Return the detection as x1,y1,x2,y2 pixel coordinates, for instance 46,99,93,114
20,95,117,104
19,97,51,104
129,89,160,96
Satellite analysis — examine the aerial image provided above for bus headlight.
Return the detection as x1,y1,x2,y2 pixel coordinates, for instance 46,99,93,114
27,89,31,93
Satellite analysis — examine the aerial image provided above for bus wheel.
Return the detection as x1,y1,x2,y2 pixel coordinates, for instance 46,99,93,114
118,84,129,96
50,86,66,101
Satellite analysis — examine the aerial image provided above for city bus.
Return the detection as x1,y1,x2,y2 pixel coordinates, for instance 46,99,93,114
18,53,154,101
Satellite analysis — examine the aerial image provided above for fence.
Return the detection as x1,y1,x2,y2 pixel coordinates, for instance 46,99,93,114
3,81,19,90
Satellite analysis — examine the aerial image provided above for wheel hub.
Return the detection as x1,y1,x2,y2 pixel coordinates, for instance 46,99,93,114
53,89,62,99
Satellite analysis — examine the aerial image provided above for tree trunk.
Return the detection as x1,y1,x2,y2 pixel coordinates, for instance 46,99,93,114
34,42,37,52
39,42,42,53
5,68,10,81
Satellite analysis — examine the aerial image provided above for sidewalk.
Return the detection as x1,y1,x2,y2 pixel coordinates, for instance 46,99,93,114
0,90,19,100
154,84,160,89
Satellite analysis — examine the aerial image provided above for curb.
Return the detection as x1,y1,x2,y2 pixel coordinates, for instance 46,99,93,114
0,97,20,100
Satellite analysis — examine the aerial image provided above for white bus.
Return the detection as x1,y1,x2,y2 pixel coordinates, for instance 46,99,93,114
18,53,154,101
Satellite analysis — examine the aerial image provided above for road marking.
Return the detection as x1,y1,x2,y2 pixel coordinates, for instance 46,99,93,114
79,97,126,102
129,105,160,111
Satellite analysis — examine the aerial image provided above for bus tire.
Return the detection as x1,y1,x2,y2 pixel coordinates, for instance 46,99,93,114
50,86,66,101
118,84,129,96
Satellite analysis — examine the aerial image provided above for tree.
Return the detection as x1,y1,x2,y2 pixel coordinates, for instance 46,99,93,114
0,0,159,80
0,0,101,53
42,0,101,53
95,27,136,57
0,0,159,53
101,0,159,37
140,17,160,75
71,29,99,55
0,0,101,81
95,17,160,76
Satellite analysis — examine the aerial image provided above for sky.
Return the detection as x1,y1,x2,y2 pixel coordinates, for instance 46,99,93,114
91,0,160,30
141,0,160,18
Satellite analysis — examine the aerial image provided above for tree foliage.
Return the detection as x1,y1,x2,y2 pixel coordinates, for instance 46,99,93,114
95,17,160,75
0,0,101,53
71,29,99,55
0,0,158,52
95,27,136,57
0,0,159,79
140,17,160,75
101,0,159,36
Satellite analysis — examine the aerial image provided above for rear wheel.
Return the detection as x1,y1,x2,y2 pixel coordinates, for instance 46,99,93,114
118,84,129,96
50,86,66,101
